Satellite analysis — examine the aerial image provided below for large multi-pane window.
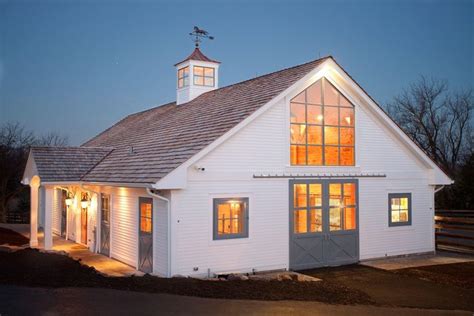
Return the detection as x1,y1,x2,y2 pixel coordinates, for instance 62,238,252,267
194,66,215,87
290,77,355,166
177,66,189,88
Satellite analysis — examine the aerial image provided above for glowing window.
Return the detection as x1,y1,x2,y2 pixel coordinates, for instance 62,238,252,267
213,198,249,239
290,77,355,166
389,193,412,226
101,193,110,224
194,66,215,87
140,199,153,234
177,66,189,88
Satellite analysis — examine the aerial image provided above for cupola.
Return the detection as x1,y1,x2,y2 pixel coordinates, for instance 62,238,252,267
175,27,220,105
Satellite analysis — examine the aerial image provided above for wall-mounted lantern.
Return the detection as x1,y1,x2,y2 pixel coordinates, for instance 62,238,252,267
65,193,73,206
81,192,90,209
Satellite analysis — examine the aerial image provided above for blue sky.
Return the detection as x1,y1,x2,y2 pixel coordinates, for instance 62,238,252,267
1,0,472,145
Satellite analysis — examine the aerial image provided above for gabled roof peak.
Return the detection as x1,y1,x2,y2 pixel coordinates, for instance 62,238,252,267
174,47,220,66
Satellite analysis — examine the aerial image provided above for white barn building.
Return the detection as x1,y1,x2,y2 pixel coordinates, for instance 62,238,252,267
22,47,452,277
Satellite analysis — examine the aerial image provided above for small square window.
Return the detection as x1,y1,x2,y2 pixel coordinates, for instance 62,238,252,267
388,193,412,227
213,198,249,240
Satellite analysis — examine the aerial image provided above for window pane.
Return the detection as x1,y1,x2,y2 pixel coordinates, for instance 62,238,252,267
194,76,204,85
307,146,322,165
343,183,356,206
307,105,323,124
184,77,189,87
204,67,214,77
309,209,322,232
183,66,189,76
307,80,322,105
294,210,307,233
324,126,339,145
324,79,339,106
399,209,409,222
309,184,322,207
290,124,306,144
294,184,307,208
329,183,342,206
290,102,306,123
391,198,400,210
194,66,204,76
340,147,354,166
307,126,322,144
325,146,339,165
324,107,339,125
340,127,354,146
291,145,306,165
140,217,152,233
344,207,356,230
204,77,214,86
340,108,354,126
340,95,352,107
178,78,184,88
141,203,152,218
217,202,244,235
292,91,305,103
400,197,409,209
391,210,400,223
329,208,342,231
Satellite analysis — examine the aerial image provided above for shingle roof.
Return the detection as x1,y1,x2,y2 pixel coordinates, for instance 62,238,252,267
174,48,220,66
31,147,113,182
80,56,330,184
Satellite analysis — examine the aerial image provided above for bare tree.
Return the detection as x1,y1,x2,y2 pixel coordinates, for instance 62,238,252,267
388,76,473,175
0,122,69,222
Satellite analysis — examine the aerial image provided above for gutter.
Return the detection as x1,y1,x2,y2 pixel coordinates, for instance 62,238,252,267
146,188,172,278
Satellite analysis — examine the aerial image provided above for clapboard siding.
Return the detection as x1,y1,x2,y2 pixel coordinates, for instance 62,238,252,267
173,81,435,276
52,189,61,235
154,196,169,276
111,192,138,267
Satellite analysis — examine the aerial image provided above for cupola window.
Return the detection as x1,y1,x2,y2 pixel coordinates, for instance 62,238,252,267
194,66,215,87
178,66,189,88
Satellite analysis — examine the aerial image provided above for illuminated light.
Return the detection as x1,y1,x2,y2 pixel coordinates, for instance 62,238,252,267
81,200,89,209
317,114,324,121
345,116,351,125
65,198,73,206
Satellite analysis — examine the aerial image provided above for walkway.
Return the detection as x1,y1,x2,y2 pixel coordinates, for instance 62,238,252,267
1,223,141,277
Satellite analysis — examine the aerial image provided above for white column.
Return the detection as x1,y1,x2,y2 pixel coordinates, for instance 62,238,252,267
29,176,40,248
43,187,53,250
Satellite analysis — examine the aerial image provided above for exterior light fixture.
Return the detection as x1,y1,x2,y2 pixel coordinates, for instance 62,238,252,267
65,197,73,206
81,193,90,209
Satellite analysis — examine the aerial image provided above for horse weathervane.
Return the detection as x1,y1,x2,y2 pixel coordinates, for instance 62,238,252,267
189,26,214,47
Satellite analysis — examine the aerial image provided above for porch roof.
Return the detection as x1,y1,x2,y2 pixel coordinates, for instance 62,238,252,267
29,146,113,182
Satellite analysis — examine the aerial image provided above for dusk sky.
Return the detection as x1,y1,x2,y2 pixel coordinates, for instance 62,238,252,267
1,0,472,145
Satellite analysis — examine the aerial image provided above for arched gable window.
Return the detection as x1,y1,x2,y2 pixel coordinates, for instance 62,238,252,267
290,77,355,166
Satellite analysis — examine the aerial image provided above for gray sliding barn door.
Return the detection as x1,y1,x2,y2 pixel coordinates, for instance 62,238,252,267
290,179,359,270
100,194,110,257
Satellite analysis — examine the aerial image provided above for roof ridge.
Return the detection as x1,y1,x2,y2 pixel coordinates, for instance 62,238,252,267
31,145,114,150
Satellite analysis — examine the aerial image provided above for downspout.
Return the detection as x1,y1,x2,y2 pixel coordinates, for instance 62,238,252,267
146,188,171,278
81,184,101,253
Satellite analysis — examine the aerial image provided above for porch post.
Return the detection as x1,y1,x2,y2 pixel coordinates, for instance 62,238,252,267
29,176,40,248
43,187,53,250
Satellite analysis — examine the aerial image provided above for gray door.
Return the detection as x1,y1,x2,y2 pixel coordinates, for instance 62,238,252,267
138,197,153,273
100,194,110,256
290,179,359,270
60,190,67,238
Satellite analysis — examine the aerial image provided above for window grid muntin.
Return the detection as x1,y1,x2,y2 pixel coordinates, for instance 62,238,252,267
193,66,215,87
101,193,110,224
177,66,189,88
290,78,355,166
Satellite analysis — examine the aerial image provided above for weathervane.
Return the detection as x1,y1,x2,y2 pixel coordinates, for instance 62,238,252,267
189,26,214,48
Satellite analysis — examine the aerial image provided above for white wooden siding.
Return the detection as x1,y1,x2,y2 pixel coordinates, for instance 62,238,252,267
172,81,435,276
110,191,138,266
154,196,169,276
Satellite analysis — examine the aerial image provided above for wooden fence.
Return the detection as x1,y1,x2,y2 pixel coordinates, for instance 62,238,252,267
435,210,474,254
